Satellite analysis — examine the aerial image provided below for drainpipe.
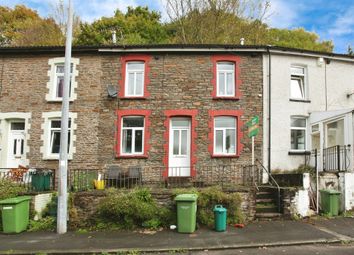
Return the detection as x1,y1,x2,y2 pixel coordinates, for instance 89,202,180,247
267,46,272,172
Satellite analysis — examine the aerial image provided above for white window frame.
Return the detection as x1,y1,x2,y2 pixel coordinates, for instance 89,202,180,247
216,62,235,97
46,57,79,102
290,65,306,100
41,112,77,160
125,61,145,97
290,117,307,151
120,116,145,155
214,116,237,155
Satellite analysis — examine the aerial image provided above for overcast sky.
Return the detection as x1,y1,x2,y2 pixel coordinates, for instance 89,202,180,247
1,0,353,53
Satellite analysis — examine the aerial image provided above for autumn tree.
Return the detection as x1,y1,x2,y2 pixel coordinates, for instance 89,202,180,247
75,6,169,45
0,5,63,46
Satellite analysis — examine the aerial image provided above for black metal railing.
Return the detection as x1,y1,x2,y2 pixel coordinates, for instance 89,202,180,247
323,145,351,172
67,164,261,191
0,167,55,192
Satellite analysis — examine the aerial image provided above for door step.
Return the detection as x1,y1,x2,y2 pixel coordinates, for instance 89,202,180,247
255,212,282,219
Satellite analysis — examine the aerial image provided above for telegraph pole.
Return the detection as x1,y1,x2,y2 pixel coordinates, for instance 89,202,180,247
57,0,73,234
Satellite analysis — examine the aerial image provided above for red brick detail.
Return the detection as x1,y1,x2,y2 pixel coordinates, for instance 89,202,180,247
118,54,152,98
163,110,198,178
208,110,244,157
115,109,151,158
211,55,242,99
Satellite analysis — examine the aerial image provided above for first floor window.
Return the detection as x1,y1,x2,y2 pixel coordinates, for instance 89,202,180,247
290,66,306,99
290,117,306,150
214,116,236,154
125,61,144,96
217,62,235,97
49,119,71,154
121,116,144,155
55,63,73,98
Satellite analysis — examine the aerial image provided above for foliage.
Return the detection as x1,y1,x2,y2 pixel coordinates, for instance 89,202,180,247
28,217,56,232
348,45,354,56
74,6,169,45
0,5,63,46
0,179,26,200
294,164,315,176
96,188,170,230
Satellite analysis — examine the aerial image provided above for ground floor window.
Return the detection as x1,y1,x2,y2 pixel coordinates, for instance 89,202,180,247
290,117,306,150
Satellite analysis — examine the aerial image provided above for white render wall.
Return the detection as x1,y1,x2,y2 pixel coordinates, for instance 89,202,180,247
264,53,354,171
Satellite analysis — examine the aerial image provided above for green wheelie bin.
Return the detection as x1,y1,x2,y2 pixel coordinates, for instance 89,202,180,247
0,196,32,233
175,194,198,233
320,189,341,216
214,205,227,232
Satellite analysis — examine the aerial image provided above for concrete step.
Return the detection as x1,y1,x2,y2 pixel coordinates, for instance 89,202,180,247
256,192,273,199
256,198,275,203
256,204,278,213
255,212,282,219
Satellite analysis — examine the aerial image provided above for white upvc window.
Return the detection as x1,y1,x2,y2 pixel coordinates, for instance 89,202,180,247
290,117,306,150
46,57,79,102
41,112,77,160
49,119,71,155
125,61,144,97
214,116,236,155
121,116,144,155
217,62,235,97
290,66,306,99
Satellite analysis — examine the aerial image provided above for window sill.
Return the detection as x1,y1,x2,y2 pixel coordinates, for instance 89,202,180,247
289,99,311,103
288,151,311,155
211,154,239,158
119,96,148,100
43,155,73,160
47,99,74,103
213,96,240,100
116,154,148,159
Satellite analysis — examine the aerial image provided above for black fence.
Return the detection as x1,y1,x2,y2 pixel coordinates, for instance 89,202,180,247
323,145,351,172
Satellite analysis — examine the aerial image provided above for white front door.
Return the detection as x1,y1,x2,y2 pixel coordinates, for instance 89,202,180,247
168,117,191,177
7,122,26,168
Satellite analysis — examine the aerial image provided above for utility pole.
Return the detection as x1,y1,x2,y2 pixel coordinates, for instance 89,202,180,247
57,0,73,234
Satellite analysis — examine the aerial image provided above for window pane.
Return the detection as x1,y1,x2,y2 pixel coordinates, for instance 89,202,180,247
11,122,25,130
127,62,144,70
135,72,143,95
218,72,225,95
13,139,17,155
218,62,234,71
291,130,305,150
226,72,234,95
56,65,64,73
226,129,236,153
123,117,144,127
21,139,24,155
291,67,304,75
51,120,61,128
327,119,344,147
51,131,61,153
127,73,135,95
215,130,223,153
291,118,306,128
215,117,235,128
173,130,179,155
172,119,189,128
312,124,319,133
122,129,132,153
290,77,304,98
135,130,143,153
181,130,187,155
56,76,64,97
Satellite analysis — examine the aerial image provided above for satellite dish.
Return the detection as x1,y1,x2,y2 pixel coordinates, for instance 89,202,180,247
107,85,117,98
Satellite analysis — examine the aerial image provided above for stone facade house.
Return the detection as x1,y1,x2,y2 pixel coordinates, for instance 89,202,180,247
0,45,263,182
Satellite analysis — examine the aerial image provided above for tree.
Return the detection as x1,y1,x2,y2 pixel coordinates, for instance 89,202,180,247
267,28,333,52
348,45,354,56
0,5,63,46
74,6,169,45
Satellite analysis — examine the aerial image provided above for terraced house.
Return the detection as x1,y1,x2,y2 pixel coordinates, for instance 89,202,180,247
0,45,263,186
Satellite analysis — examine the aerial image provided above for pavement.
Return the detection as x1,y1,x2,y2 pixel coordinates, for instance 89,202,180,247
1,217,354,254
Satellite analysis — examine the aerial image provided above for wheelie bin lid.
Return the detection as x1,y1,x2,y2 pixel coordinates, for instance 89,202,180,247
320,189,341,194
213,205,227,212
0,196,32,205
175,194,198,201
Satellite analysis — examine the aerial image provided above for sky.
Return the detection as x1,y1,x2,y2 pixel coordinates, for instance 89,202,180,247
1,0,353,53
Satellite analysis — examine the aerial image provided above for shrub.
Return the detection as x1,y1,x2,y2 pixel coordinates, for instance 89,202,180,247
28,217,56,232
97,188,169,230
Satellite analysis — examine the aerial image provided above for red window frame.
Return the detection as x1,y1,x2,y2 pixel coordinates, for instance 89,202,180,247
162,110,198,178
211,55,242,100
115,109,151,158
208,110,244,157
118,54,152,99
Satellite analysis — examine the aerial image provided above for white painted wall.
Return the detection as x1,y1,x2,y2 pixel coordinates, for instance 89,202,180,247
264,53,354,171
